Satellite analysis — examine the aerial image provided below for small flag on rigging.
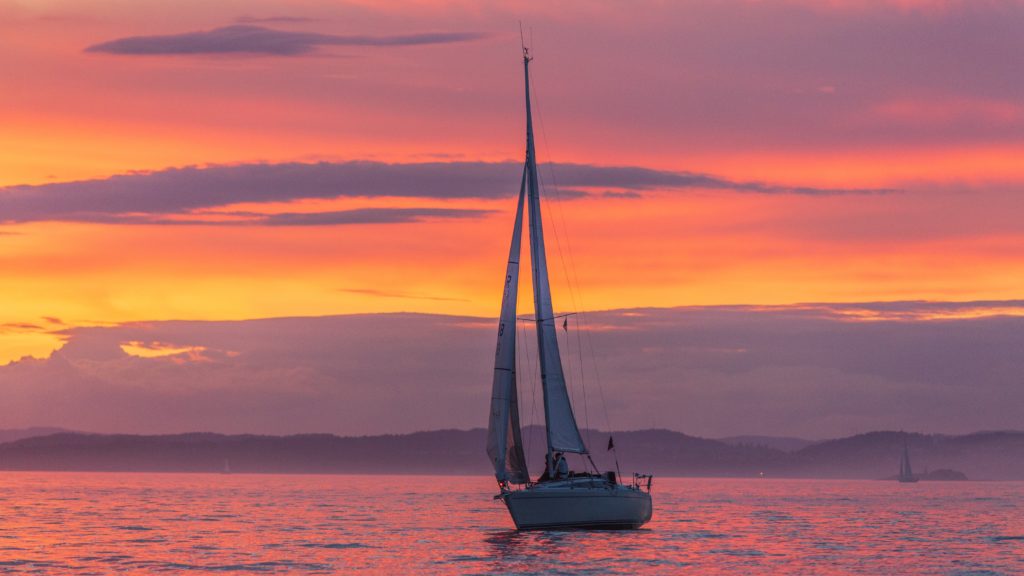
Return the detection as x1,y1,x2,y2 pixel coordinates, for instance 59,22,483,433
562,317,568,332
607,436,615,451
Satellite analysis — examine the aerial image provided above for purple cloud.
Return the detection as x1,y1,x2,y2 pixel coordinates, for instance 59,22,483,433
0,161,892,225
2,301,1022,438
0,322,44,333
254,207,490,226
84,25,485,56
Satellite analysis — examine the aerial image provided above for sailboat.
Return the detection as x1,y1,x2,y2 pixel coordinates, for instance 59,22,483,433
485,47,653,530
898,442,918,483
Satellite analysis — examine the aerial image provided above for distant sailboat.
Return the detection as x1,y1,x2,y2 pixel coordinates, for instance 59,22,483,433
898,442,918,483
485,46,653,530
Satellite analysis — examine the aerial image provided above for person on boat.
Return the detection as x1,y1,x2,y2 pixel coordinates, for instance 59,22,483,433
554,452,569,479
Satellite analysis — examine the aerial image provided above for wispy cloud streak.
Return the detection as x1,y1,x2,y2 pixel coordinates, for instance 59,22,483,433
0,161,892,225
84,25,485,56
254,208,490,226
338,288,469,302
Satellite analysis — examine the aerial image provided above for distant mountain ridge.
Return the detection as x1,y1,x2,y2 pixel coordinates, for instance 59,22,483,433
716,435,815,452
1,428,1021,479
0,427,70,444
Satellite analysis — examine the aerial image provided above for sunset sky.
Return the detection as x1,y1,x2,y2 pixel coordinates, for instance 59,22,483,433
2,0,1023,437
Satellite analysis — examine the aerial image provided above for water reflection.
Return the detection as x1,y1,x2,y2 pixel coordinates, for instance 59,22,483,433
482,528,580,574
0,474,1020,575
483,529,524,558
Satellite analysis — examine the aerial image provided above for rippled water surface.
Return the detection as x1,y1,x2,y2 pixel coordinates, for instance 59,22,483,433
0,473,1021,574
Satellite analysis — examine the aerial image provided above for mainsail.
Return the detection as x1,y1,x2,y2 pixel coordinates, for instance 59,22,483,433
522,53,588,456
486,167,530,484
900,443,913,479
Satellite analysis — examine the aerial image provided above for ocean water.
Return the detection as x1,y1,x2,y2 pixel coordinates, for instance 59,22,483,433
0,473,1021,575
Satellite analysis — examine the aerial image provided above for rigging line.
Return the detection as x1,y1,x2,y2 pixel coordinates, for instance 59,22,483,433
533,129,614,440
528,56,581,321
529,63,595,462
529,59,616,438
560,310,577,431
527,64,573,321
576,315,591,450
529,58,586,430
516,312,576,322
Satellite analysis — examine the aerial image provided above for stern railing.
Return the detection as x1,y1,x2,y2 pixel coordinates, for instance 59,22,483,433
632,473,653,493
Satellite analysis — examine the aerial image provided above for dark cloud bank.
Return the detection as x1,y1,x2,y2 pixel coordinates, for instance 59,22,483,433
2,301,1021,439
85,25,484,56
0,161,892,225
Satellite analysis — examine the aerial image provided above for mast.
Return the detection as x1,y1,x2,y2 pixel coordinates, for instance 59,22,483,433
901,443,913,478
522,48,588,467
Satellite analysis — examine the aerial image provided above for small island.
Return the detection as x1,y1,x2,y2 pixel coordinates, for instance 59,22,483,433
885,469,968,481
919,469,968,481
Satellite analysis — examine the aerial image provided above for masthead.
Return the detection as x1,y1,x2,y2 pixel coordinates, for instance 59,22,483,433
519,22,533,62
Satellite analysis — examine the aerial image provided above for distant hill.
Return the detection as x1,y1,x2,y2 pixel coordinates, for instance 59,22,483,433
717,435,815,452
791,430,1024,480
0,427,70,444
1,428,1022,479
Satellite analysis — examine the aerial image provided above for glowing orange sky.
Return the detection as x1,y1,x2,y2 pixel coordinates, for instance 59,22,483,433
3,0,1024,363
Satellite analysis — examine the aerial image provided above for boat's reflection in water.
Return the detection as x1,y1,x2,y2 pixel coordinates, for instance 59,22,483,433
483,529,526,557
484,528,571,555
483,528,577,572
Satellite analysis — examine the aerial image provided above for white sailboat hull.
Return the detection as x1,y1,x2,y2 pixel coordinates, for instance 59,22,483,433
500,479,652,530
